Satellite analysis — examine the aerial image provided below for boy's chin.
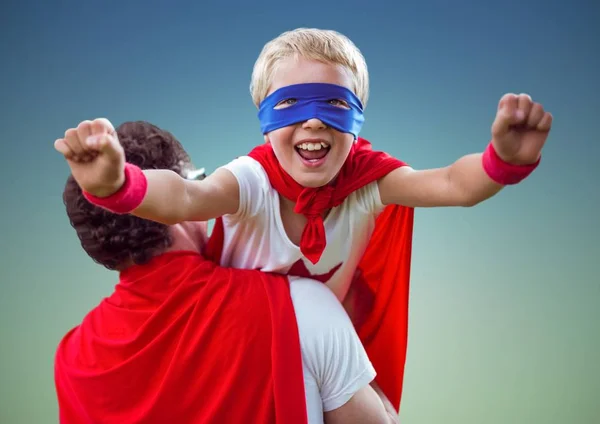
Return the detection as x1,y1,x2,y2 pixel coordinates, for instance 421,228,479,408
291,170,336,188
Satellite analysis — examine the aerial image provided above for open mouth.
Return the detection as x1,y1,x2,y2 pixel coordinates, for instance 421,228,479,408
295,140,331,165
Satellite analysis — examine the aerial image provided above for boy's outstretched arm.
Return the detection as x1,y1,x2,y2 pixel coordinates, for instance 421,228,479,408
378,93,553,208
54,117,239,224
133,167,239,224
378,154,503,207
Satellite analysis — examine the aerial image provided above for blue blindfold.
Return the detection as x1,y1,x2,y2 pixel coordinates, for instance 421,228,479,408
258,83,364,138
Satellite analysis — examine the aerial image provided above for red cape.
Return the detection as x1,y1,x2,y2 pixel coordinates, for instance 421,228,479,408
209,137,414,412
54,251,307,423
354,202,414,411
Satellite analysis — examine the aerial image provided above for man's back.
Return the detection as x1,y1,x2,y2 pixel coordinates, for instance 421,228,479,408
55,251,306,424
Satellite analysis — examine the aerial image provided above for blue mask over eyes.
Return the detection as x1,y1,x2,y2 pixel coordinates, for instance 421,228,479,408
258,83,364,138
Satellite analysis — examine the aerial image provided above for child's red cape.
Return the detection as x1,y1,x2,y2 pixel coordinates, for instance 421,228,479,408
208,137,414,412
54,251,307,423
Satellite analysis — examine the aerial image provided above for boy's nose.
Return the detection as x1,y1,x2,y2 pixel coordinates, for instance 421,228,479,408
302,118,327,130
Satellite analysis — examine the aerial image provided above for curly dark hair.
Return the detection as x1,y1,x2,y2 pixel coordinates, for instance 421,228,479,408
63,121,194,270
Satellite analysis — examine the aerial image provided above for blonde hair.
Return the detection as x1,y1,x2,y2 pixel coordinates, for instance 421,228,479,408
250,28,369,108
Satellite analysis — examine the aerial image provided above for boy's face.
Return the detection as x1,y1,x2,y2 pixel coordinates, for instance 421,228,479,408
265,56,356,188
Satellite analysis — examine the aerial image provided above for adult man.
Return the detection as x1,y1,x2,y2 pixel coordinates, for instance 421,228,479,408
54,120,396,423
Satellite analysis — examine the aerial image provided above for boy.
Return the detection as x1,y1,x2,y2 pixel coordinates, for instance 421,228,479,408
54,28,553,413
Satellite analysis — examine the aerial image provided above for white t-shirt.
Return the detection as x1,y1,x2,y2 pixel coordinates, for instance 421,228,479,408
220,155,386,301
290,277,376,423
217,156,385,421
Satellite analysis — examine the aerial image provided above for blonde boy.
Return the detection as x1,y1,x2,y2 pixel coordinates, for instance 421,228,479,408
55,28,553,416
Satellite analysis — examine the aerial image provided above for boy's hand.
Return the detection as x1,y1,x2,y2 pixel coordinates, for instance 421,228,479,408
491,93,553,165
54,118,126,197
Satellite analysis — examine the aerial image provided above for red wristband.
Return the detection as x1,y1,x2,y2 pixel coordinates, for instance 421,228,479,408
482,143,540,185
83,163,148,214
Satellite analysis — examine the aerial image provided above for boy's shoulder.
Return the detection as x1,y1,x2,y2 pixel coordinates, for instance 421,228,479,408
222,155,268,181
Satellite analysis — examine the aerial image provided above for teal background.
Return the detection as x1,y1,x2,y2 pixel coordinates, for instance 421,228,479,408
1,0,598,422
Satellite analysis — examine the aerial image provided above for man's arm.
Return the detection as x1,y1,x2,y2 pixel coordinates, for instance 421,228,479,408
324,385,398,424
131,167,240,225
378,153,503,208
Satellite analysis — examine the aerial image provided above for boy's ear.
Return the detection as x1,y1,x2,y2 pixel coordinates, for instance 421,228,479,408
264,135,269,144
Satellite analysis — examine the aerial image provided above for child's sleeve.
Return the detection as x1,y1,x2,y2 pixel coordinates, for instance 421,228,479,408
354,181,386,217
218,156,268,221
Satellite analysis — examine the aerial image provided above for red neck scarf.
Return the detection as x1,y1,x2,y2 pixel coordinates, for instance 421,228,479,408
248,137,405,264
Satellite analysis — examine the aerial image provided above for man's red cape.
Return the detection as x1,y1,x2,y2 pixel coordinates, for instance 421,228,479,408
54,251,308,423
208,137,414,412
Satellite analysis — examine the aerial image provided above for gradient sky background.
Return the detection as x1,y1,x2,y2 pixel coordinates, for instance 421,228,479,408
1,0,598,422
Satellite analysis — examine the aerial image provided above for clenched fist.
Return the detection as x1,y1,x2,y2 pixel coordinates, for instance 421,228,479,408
491,93,553,165
54,118,126,197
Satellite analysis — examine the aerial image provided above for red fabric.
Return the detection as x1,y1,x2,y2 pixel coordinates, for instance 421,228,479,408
354,204,414,411
248,138,406,264
482,142,540,185
246,137,415,412
54,251,307,424
82,163,148,214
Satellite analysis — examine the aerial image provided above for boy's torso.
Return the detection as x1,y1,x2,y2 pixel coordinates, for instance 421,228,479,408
218,156,385,300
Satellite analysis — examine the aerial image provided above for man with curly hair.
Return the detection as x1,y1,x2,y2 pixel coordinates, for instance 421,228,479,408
54,120,395,424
